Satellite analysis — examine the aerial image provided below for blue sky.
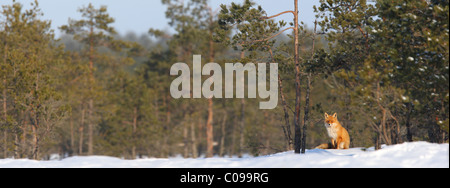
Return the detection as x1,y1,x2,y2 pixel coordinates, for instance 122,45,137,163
1,0,320,37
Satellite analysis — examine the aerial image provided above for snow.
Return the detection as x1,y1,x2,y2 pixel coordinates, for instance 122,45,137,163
0,142,448,168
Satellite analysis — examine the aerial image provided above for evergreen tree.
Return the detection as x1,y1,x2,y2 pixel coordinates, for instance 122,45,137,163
60,3,135,155
312,0,449,146
0,0,67,159
218,0,313,154
149,0,231,158
372,0,449,143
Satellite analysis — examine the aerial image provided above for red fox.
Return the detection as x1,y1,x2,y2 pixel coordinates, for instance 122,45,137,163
315,113,350,150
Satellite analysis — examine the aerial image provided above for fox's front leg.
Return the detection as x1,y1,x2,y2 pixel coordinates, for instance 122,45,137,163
331,139,336,149
336,138,342,150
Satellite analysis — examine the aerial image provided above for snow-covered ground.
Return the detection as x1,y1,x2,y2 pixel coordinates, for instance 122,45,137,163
0,142,448,168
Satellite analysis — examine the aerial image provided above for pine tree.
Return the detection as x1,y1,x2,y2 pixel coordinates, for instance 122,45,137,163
149,0,230,158
312,0,449,146
1,0,67,159
218,0,309,154
60,3,135,155
372,0,449,143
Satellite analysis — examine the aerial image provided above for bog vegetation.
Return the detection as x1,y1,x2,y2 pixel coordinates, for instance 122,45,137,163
0,0,448,160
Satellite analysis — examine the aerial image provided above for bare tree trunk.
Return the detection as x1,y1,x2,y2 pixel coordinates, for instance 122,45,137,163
70,116,74,156
2,44,8,159
190,122,198,158
182,110,189,158
160,94,172,158
31,123,39,160
231,118,237,157
79,108,85,155
239,51,245,158
263,112,270,155
381,109,392,145
219,112,227,157
301,20,317,154
293,0,302,154
15,131,20,158
2,78,7,159
268,48,292,151
239,98,245,158
2,131,6,159
87,99,94,155
374,132,381,150
375,82,392,145
206,98,214,158
87,26,95,156
163,135,170,158
165,95,171,126
205,16,215,158
279,75,293,151
32,68,41,160
405,102,413,142
183,120,189,158
302,75,311,154
18,112,27,158
132,107,137,159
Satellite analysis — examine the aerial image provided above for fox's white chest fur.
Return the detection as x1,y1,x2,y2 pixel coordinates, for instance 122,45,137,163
325,123,338,139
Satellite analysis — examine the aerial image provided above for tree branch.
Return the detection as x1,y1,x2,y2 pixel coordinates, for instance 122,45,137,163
261,10,295,20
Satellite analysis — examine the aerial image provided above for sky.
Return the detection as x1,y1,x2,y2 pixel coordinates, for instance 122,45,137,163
0,0,320,37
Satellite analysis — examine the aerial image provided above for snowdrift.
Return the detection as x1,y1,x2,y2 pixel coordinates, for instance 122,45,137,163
0,142,448,168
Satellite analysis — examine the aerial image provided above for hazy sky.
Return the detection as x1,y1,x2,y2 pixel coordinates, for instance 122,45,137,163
1,0,320,37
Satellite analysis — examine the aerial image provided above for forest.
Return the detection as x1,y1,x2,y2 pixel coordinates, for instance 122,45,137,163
0,0,448,160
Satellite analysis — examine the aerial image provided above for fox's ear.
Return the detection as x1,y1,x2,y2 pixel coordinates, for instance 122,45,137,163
332,113,337,119
325,113,329,118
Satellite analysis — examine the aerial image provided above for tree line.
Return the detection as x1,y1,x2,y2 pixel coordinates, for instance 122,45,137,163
0,0,448,160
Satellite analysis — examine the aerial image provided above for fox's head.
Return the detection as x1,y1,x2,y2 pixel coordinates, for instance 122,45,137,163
324,113,339,127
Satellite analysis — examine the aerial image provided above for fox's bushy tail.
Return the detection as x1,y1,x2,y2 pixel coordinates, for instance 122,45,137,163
314,143,333,149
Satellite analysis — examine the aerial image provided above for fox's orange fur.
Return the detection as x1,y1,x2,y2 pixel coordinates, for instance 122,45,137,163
315,113,350,150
